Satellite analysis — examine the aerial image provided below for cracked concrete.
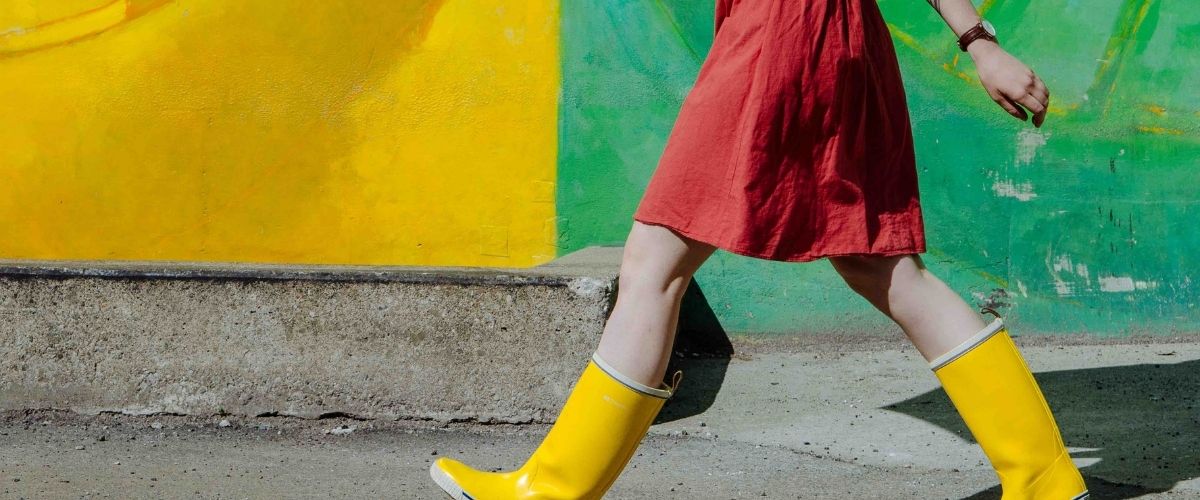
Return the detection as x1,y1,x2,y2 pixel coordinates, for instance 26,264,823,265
0,247,623,424
2,338,1196,498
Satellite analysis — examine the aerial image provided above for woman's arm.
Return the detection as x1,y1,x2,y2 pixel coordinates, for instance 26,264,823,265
926,0,1050,127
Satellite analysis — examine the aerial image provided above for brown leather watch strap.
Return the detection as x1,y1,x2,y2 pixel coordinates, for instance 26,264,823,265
958,22,998,52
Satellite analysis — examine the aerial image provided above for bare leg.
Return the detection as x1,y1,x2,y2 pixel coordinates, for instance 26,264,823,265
829,253,1090,498
594,220,718,388
827,253,986,361
428,221,718,499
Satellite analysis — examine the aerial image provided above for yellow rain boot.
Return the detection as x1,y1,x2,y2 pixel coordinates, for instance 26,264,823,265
930,310,1089,500
430,351,682,500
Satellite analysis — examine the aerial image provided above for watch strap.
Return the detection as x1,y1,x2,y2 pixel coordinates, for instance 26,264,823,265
958,22,998,52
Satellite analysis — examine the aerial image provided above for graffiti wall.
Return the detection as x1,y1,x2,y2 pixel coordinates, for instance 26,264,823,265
4,0,1194,335
558,0,1198,335
0,0,560,266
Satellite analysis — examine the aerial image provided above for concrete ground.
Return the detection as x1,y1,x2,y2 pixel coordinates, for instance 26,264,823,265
2,336,1198,499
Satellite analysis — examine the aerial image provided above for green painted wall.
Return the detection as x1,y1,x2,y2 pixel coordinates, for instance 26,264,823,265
558,0,1198,336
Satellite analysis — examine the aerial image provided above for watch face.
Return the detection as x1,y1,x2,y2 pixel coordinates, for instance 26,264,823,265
982,19,996,37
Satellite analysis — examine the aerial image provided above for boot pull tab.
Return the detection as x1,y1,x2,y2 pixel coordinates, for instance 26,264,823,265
979,306,1002,320
668,369,684,397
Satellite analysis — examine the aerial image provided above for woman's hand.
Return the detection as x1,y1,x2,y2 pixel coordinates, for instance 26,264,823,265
968,40,1050,127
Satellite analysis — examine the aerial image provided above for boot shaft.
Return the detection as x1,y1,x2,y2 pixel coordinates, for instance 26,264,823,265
931,316,1089,499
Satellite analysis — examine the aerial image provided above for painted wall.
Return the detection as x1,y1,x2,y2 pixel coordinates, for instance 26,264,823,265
0,0,560,267
558,0,1199,336
4,0,1195,336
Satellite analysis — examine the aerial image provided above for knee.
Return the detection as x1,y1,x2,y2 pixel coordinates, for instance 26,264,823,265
829,254,908,297
619,252,693,301
618,262,693,300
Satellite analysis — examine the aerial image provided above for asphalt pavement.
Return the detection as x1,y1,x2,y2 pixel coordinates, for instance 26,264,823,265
2,336,1197,499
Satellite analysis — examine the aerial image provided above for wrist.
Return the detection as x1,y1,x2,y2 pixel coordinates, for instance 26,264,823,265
967,39,1001,60
958,19,998,53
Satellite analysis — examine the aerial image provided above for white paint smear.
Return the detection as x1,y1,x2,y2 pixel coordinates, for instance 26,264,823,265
1016,129,1048,166
1074,263,1090,282
993,178,1038,201
1046,251,1096,296
1099,276,1135,292
1052,254,1073,273
1097,276,1158,292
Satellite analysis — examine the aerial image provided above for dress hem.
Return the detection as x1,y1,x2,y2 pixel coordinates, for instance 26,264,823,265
632,214,926,263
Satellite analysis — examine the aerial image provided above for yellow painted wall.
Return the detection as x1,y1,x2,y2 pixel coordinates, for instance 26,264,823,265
0,0,560,267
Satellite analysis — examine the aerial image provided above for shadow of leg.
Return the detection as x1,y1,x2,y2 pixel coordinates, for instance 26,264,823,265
658,279,733,424
886,347,1198,498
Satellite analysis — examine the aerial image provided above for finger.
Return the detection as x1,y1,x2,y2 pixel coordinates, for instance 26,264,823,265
1033,76,1049,100
1016,93,1047,127
1031,89,1050,127
1029,84,1048,104
1027,77,1050,109
986,87,1026,120
995,93,1027,121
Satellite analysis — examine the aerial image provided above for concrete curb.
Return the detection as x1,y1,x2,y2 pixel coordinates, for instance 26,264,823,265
0,246,623,424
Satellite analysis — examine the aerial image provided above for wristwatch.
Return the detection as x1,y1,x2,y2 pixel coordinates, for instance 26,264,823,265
958,19,997,52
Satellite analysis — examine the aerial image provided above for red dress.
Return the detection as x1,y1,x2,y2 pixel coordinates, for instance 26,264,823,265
632,0,926,262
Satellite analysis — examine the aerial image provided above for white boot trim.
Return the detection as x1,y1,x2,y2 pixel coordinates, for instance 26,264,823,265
929,317,1005,371
591,352,673,399
429,461,471,499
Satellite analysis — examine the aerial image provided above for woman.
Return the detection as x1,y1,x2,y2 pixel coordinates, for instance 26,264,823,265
432,0,1087,498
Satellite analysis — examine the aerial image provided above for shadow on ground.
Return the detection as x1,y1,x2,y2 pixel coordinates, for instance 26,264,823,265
657,279,733,424
885,357,1200,498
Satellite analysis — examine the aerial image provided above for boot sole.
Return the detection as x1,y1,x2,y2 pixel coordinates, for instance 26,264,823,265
431,453,1086,499
429,461,473,500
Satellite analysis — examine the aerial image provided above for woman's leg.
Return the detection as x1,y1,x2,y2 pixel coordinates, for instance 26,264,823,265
826,253,985,361
596,220,718,387
828,253,1089,499
430,220,717,500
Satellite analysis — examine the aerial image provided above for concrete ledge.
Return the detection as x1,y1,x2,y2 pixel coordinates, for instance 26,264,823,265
0,246,623,424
